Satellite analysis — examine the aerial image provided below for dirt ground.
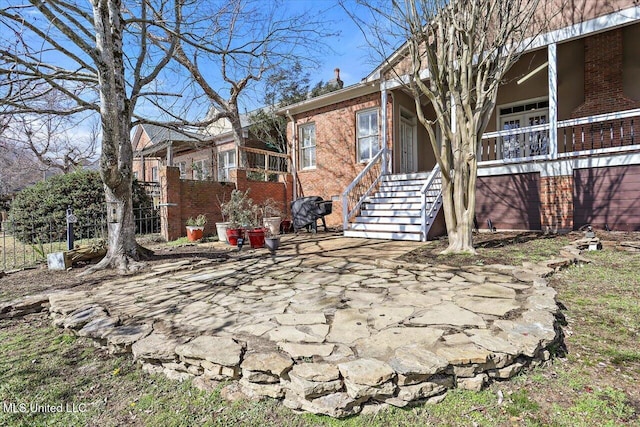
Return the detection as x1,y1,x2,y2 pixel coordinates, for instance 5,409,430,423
0,240,230,302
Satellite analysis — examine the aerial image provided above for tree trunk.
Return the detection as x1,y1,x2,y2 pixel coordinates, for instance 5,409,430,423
440,126,477,255
229,105,247,169
84,0,148,273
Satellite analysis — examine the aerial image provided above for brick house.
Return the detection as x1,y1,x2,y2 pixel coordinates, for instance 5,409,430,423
279,1,640,241
131,115,292,241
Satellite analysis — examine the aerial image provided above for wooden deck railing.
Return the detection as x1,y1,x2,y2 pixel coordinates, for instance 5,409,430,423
238,146,289,181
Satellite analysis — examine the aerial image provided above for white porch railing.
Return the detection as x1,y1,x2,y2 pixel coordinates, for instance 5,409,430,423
419,164,442,241
479,108,640,163
342,148,388,230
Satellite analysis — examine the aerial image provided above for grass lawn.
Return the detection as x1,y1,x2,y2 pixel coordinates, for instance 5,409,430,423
1,232,639,426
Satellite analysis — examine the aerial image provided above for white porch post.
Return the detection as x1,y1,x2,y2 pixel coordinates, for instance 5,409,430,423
167,142,174,166
381,86,388,175
548,42,558,159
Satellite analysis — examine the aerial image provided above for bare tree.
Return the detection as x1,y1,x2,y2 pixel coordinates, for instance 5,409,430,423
350,0,545,253
3,95,99,174
0,0,182,272
159,0,334,159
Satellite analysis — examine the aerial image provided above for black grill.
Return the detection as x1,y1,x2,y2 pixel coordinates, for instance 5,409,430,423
291,196,333,233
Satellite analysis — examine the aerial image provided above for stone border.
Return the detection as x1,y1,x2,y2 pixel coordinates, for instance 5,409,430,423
0,239,595,418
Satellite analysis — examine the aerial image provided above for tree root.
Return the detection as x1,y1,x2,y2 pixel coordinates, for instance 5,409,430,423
78,244,154,276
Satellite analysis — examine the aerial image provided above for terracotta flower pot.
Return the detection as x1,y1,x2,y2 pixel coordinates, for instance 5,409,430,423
186,226,204,242
247,228,266,249
280,219,292,234
226,228,245,246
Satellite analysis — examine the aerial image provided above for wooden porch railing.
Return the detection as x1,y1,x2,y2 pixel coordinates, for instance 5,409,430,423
557,108,639,155
238,146,289,181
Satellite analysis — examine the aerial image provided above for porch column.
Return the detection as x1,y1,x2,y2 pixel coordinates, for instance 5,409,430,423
548,42,558,159
381,87,388,175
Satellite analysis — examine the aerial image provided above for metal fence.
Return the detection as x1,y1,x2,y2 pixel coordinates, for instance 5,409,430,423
1,206,160,271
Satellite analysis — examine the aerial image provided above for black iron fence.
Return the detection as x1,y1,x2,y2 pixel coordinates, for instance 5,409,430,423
1,206,160,271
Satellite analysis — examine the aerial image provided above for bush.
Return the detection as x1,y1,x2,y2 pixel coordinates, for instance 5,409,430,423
9,171,154,243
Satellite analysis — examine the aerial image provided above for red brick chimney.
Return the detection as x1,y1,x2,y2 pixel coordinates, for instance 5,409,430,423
331,68,344,89
571,29,639,118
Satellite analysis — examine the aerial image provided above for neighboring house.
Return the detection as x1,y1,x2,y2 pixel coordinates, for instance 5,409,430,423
131,113,292,241
279,1,640,240
132,113,285,184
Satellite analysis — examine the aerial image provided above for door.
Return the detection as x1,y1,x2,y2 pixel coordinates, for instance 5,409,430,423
399,109,418,173
500,117,522,159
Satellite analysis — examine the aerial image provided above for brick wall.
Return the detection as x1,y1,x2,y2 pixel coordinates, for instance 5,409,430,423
293,93,381,226
571,29,639,118
233,169,293,219
160,166,293,241
540,175,574,233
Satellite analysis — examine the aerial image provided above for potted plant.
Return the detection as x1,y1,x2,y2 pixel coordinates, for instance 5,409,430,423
185,214,207,241
260,198,283,236
215,193,230,243
221,189,259,246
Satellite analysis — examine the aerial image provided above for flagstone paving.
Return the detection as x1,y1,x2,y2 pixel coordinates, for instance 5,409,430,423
7,234,571,418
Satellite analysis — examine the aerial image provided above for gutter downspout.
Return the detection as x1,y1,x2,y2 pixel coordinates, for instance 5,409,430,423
286,110,298,200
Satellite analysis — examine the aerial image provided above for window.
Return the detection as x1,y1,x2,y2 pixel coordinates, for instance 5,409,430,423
218,150,236,182
192,159,210,180
498,99,549,159
176,161,187,179
357,108,380,162
151,166,159,182
299,124,316,169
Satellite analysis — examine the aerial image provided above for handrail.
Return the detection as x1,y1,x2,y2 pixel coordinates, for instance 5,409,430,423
482,122,550,139
420,164,442,241
342,148,387,231
558,108,640,128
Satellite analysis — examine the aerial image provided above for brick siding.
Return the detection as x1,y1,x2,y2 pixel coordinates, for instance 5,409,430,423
292,93,381,226
539,175,574,233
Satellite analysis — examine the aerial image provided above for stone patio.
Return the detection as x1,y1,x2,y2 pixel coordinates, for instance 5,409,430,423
6,234,567,418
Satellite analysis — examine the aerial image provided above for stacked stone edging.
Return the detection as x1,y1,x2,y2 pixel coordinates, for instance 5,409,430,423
0,238,598,418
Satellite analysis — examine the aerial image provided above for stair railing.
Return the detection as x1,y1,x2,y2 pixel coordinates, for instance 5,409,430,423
420,164,442,241
342,148,388,231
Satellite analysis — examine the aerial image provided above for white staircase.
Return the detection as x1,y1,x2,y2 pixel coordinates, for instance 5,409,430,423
343,170,443,241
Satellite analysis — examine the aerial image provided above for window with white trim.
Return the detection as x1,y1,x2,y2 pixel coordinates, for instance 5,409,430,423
192,159,210,180
176,161,187,179
218,150,236,182
299,124,316,169
357,108,380,162
498,99,549,159
151,166,159,182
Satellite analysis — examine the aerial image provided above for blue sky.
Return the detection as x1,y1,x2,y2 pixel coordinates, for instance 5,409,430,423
299,0,379,86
